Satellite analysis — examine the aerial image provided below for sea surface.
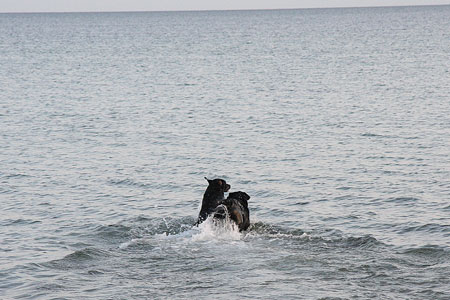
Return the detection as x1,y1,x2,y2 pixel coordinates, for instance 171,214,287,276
1,5,450,299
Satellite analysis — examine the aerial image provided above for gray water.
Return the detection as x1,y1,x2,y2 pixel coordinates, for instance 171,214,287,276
1,6,450,299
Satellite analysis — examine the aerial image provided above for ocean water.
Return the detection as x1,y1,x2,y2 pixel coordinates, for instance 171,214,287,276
1,5,450,299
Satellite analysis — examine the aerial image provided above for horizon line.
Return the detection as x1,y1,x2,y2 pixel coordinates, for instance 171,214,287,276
1,3,449,14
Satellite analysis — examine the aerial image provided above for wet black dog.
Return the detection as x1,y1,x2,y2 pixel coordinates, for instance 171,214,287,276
196,177,231,225
214,191,251,231
196,178,250,231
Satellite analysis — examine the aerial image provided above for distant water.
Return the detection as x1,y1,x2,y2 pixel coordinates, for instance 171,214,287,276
1,6,450,299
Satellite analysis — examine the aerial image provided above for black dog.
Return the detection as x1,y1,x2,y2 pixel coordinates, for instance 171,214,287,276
196,177,230,225
214,191,251,231
196,178,250,231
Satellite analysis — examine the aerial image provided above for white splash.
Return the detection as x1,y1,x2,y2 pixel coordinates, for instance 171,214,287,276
190,216,242,242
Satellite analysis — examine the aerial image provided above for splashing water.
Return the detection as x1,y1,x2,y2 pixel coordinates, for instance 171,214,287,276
190,216,243,242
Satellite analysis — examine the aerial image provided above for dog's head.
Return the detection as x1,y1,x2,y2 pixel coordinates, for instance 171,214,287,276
228,191,250,201
205,177,231,193
227,191,250,209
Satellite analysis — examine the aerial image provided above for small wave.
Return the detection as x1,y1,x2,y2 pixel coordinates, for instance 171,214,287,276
379,196,420,207
400,223,450,234
63,248,105,261
93,223,131,238
4,173,31,179
107,178,156,189
402,245,449,258
175,83,196,86
45,248,112,270
87,269,105,275
2,218,42,226
386,196,420,203
361,133,388,138
342,235,380,249
361,133,418,140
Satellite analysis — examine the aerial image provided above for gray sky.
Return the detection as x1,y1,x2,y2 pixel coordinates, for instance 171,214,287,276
1,0,450,13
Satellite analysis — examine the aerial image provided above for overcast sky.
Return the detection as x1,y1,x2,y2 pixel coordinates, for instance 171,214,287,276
1,0,450,13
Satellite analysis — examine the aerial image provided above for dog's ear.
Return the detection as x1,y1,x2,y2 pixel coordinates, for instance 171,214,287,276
205,177,212,184
239,191,250,201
